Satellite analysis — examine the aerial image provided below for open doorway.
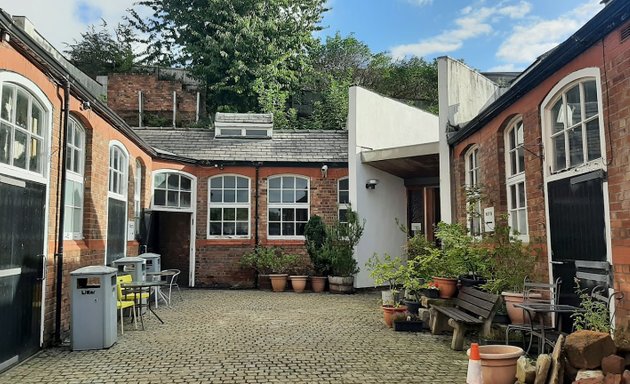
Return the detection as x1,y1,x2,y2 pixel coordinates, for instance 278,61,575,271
407,186,440,242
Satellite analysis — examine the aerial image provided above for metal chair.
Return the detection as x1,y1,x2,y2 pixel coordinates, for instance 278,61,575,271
161,269,183,305
505,277,562,354
115,275,137,334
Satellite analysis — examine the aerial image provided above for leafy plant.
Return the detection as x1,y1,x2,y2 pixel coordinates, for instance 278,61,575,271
325,209,365,276
304,215,330,275
240,246,296,275
436,222,489,279
571,278,611,333
365,253,405,291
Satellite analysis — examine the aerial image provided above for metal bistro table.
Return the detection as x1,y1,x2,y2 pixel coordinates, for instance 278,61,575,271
514,302,584,355
121,280,169,329
146,271,171,307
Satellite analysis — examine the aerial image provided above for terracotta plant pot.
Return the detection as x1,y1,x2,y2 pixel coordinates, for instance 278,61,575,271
269,274,288,292
466,345,524,384
433,277,458,299
328,276,354,294
502,291,526,324
289,276,308,293
311,276,327,293
382,305,408,328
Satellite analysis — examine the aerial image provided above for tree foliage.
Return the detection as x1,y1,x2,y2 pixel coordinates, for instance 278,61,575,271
64,21,136,79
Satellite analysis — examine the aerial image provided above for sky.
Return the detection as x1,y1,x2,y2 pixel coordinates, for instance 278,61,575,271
0,0,605,72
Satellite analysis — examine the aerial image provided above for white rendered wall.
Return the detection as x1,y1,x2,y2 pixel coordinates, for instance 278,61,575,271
348,86,438,288
437,57,501,223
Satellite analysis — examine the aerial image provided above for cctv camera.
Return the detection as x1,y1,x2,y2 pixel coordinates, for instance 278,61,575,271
321,165,328,172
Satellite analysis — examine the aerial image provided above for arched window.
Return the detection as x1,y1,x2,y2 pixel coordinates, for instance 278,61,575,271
64,117,85,239
107,141,129,264
267,175,309,237
153,172,193,209
208,175,250,237
465,146,481,236
109,144,128,198
547,77,602,172
134,159,143,238
504,118,528,239
0,82,47,175
338,177,349,223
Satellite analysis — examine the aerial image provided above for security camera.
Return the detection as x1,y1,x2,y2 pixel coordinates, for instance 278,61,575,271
321,164,328,172
81,101,91,110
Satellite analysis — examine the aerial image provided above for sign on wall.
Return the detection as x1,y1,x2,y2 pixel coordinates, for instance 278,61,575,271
484,207,495,233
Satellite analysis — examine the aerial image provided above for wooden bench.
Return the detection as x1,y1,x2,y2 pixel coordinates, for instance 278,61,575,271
429,286,501,350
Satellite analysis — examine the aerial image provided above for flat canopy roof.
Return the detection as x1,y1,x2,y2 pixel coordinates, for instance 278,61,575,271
360,142,439,179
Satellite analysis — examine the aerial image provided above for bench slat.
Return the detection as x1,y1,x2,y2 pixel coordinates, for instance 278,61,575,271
456,292,495,313
456,299,491,319
433,306,483,324
460,286,499,303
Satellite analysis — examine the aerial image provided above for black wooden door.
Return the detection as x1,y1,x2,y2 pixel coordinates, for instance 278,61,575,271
0,176,45,371
548,171,607,329
106,198,127,265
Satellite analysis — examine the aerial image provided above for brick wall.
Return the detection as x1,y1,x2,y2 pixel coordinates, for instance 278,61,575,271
106,73,204,127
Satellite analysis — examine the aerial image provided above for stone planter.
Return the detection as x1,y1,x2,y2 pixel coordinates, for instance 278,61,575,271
382,305,408,328
311,276,327,293
289,276,308,293
433,277,458,299
328,276,354,294
466,345,524,384
269,274,288,292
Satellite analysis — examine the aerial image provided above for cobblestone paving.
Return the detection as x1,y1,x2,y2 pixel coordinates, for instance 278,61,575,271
0,290,468,383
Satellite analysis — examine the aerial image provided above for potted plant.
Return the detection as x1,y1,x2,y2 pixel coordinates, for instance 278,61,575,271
266,249,298,292
304,215,330,293
365,253,405,306
417,281,440,299
288,257,313,293
392,312,425,332
400,233,436,312
240,246,277,290
326,209,365,294
481,221,537,324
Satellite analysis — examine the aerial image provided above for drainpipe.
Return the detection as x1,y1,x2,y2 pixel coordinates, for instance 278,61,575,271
254,162,261,288
54,77,70,344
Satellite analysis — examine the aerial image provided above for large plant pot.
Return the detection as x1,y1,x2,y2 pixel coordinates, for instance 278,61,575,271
269,274,288,292
403,300,421,316
382,305,408,328
257,274,272,290
311,276,327,293
289,276,307,293
328,276,354,294
502,291,526,324
433,277,458,299
466,345,524,384
381,290,402,306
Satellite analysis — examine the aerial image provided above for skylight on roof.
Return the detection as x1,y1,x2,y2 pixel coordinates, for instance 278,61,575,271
214,112,273,139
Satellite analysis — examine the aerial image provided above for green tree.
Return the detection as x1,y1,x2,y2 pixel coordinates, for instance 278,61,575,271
127,0,327,120
64,21,136,79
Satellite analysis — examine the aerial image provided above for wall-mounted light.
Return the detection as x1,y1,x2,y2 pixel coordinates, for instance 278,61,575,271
321,164,328,179
365,179,379,189
1,31,10,43
80,101,91,110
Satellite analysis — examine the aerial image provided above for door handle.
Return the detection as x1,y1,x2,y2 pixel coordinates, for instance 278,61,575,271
38,254,47,281
550,261,564,265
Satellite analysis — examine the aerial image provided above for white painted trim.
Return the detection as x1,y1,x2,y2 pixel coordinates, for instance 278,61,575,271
266,174,310,239
0,267,21,278
150,169,198,286
337,176,350,222
0,355,18,372
104,141,130,264
207,174,251,239
464,146,481,236
503,117,529,242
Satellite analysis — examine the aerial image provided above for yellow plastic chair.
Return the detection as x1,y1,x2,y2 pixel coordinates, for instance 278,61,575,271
119,274,150,301
116,275,137,334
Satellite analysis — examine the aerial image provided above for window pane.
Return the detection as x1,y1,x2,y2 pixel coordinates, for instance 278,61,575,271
517,182,525,208
167,174,180,189
0,122,10,164
339,209,348,223
295,178,308,190
268,177,281,188
112,172,119,194
29,138,41,173
510,184,516,210
73,149,81,173
283,176,294,189
552,135,566,171
551,99,565,134
566,85,581,127
31,102,43,135
223,222,235,236
518,209,528,235
154,190,166,206
236,189,248,203
510,151,517,176
224,189,235,203
237,177,248,188
209,222,222,236
65,180,74,206
296,209,308,222
73,208,82,234
180,192,191,207
586,119,601,161
508,128,515,150
516,123,524,146
339,191,349,204
73,126,82,147
210,177,222,189
339,178,349,190
583,81,598,119
282,223,295,236
269,223,281,236
296,223,306,236
568,128,584,167
210,208,222,221
15,90,28,129
155,174,166,188
73,182,82,206
295,189,308,203
210,190,222,202
180,177,191,191
167,191,178,207
63,208,73,234
1,86,12,121
236,208,248,220
236,222,248,236
224,176,235,188
13,129,27,168
269,208,281,222
282,190,294,203
282,208,294,221
517,147,524,175
511,211,518,233
268,190,281,203
224,208,236,221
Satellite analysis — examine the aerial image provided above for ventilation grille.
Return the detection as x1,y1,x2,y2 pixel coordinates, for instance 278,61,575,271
621,24,630,42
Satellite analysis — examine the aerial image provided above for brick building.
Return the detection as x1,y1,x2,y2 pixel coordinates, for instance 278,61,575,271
0,12,347,371
440,1,630,329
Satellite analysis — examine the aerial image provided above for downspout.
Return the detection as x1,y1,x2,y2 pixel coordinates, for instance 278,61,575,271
54,77,70,344
254,162,261,288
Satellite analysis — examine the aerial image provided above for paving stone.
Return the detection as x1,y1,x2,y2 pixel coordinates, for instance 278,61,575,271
0,290,467,383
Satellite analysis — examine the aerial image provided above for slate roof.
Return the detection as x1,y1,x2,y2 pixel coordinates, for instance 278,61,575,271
133,127,348,163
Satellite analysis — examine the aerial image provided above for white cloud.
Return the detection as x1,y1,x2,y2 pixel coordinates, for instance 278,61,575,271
486,63,522,72
495,0,603,65
0,0,134,52
390,1,533,59
406,0,433,6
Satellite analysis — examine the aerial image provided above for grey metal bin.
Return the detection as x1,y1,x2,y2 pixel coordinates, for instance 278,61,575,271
112,257,146,282
70,266,118,351
139,253,161,274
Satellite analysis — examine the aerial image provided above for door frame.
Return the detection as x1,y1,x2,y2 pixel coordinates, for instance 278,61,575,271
540,68,613,285
150,169,197,287
104,140,130,264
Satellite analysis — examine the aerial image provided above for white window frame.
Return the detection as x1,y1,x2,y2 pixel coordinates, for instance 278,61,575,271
151,170,195,212
0,77,51,183
64,117,85,240
134,159,142,238
465,146,482,236
108,143,128,200
338,177,349,223
207,174,251,239
504,118,529,241
267,174,310,239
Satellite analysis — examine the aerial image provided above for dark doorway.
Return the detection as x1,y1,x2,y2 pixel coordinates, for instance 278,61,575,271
106,198,127,265
144,211,191,286
407,186,440,242
0,177,46,372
